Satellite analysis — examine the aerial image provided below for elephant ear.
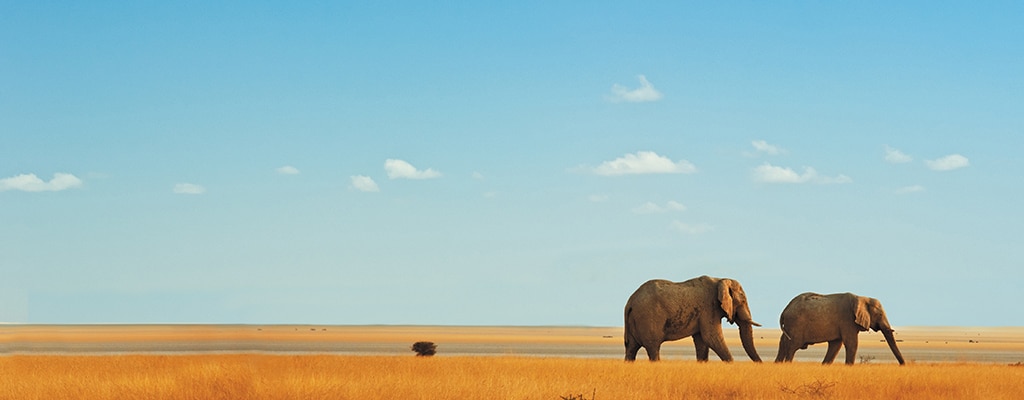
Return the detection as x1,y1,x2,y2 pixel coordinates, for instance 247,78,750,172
718,279,735,323
853,296,871,331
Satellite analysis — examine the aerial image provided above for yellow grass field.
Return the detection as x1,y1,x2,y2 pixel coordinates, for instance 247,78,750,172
2,354,1024,399
2,325,1023,399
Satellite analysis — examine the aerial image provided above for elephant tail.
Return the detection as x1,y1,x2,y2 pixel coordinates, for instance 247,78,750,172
779,321,793,340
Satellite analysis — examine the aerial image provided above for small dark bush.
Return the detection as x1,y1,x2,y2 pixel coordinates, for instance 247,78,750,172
411,341,437,356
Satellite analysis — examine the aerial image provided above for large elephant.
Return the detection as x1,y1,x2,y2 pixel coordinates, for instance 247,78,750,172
624,275,762,362
775,292,906,365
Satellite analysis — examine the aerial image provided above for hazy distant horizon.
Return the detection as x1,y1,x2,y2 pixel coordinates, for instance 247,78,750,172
4,325,1022,365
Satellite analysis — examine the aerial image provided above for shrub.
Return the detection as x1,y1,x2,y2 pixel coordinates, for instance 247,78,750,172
411,341,437,357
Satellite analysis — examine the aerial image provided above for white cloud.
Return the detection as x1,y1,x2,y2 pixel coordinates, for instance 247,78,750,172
588,194,609,202
592,151,696,176
665,200,687,211
173,183,205,195
0,173,83,192
884,146,913,164
472,172,485,180
632,201,687,214
608,75,663,103
925,154,970,171
385,159,442,179
350,175,380,192
752,163,851,184
276,165,300,175
751,140,783,155
896,185,926,195
671,221,714,235
752,163,814,183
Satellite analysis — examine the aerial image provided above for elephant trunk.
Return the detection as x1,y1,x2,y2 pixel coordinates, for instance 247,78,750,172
882,329,906,365
738,321,762,362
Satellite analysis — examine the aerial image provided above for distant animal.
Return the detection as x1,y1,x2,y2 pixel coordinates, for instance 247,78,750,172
775,292,905,365
624,275,762,362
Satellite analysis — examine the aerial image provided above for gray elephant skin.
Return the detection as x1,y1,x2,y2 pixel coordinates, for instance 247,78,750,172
776,292,906,365
624,275,762,362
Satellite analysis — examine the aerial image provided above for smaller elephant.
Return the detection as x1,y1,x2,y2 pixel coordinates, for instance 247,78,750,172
775,292,905,365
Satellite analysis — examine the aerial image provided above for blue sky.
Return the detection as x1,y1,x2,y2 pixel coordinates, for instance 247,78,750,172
2,2,1022,326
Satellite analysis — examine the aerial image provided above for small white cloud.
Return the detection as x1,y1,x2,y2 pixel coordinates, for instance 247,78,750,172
592,151,696,176
632,201,687,214
276,165,300,175
671,221,714,235
884,146,913,164
752,163,851,184
350,175,380,192
385,159,442,180
472,172,485,180
895,185,925,195
925,154,970,171
482,191,497,199
588,194,609,202
173,183,205,195
752,163,814,183
0,173,83,192
608,75,663,103
752,140,783,155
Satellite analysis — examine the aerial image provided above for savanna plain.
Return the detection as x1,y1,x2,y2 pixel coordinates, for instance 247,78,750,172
2,325,1023,399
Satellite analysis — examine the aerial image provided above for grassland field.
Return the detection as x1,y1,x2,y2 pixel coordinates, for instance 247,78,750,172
2,325,1023,399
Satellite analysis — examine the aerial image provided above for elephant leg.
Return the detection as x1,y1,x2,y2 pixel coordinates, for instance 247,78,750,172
702,329,734,362
693,334,710,362
625,342,641,362
842,334,859,365
822,340,842,364
786,338,800,362
787,341,800,362
645,343,662,362
775,334,790,363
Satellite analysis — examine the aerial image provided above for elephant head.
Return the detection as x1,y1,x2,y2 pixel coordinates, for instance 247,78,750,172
853,296,905,365
717,278,762,361
718,278,760,326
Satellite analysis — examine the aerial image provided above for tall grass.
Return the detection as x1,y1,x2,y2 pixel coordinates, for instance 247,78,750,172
1,354,1022,399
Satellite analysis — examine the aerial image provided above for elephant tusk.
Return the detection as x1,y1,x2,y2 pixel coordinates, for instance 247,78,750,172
750,320,763,327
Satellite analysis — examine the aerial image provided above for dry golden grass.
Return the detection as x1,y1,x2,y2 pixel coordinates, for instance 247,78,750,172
3,325,1023,398
2,354,1023,400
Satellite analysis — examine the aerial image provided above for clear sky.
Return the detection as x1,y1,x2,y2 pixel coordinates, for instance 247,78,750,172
2,2,1022,327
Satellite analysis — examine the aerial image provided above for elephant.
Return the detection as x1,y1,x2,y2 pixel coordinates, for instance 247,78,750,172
775,292,906,365
624,275,762,362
